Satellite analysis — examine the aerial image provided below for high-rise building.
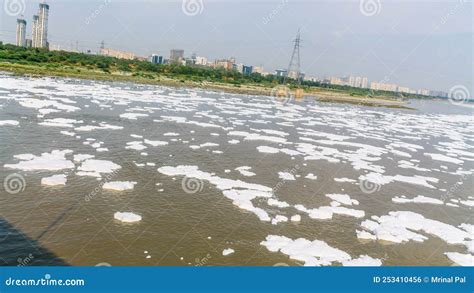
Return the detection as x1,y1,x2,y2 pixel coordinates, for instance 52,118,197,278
37,3,49,48
32,15,39,48
150,54,164,64
348,76,356,87
170,49,184,63
361,77,369,88
16,18,27,47
242,65,253,75
275,69,287,77
354,76,362,88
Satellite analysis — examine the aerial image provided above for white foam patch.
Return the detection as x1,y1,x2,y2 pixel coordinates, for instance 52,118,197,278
358,211,472,254
41,174,67,186
326,194,359,206
278,172,296,181
229,131,288,144
120,113,149,120
222,248,235,256
235,166,256,177
305,173,317,180
295,203,365,220
425,153,463,165
5,150,74,171
77,159,121,176
39,118,82,128
103,181,137,191
334,178,356,183
359,172,439,189
158,165,273,222
144,139,168,147
444,252,473,266
0,120,19,126
392,195,444,205
114,212,142,223
261,235,381,266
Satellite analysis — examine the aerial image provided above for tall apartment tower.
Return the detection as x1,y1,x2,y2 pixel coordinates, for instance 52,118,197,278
16,18,27,47
32,15,39,47
37,3,49,48
361,77,369,88
170,49,184,63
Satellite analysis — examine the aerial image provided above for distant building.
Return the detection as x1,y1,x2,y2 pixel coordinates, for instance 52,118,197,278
253,66,264,74
31,15,39,48
242,65,253,75
429,90,448,98
214,59,234,70
354,76,362,88
417,89,430,96
16,18,27,47
100,48,135,60
398,86,411,94
30,3,49,49
150,54,164,64
25,39,32,48
348,76,356,87
370,82,398,92
275,69,287,77
134,56,147,62
170,49,184,63
194,56,208,66
330,77,344,86
361,77,369,88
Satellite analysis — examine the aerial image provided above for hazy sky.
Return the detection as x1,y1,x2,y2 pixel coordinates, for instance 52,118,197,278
0,0,472,93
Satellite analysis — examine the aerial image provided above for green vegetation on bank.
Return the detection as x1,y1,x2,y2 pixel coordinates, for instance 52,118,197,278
0,43,424,100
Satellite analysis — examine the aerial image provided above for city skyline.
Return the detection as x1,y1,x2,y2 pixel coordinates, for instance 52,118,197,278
1,0,472,94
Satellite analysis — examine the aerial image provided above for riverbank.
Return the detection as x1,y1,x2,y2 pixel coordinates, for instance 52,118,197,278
0,62,410,108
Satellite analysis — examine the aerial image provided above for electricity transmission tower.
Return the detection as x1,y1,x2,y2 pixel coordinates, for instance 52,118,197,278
284,29,302,85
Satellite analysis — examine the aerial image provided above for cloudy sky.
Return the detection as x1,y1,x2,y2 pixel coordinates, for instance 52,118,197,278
0,0,472,93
